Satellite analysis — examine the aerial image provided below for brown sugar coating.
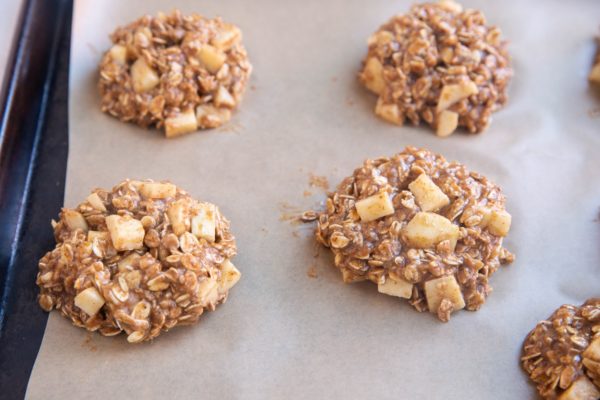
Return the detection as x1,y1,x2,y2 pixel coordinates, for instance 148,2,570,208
522,299,600,400
36,180,240,343
316,147,514,321
359,0,512,137
98,10,252,138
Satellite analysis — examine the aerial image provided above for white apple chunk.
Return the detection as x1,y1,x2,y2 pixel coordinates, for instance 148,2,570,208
105,215,145,251
197,45,226,73
589,63,600,84
378,276,413,299
438,0,463,13
355,192,395,222
197,276,219,305
424,275,465,314
165,109,198,138
558,376,600,400
86,192,106,212
118,253,141,272
109,45,127,65
487,210,511,237
436,110,459,137
63,209,88,232
196,104,232,129
167,200,189,236
436,80,478,112
375,98,403,125
87,230,109,242
219,259,241,291
74,287,105,317
212,24,242,51
139,182,176,199
362,57,385,94
130,58,160,93
191,203,216,242
403,212,459,249
214,86,236,108
408,174,450,212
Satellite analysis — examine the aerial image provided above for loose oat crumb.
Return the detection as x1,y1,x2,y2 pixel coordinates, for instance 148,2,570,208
307,265,318,278
309,174,329,190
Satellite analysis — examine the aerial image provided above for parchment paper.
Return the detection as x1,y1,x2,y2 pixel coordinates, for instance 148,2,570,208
26,1,600,398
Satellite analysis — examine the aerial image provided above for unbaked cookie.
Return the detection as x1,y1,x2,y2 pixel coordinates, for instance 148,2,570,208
590,37,600,84
359,0,512,137
37,180,240,343
522,299,600,400
316,147,514,321
98,10,252,138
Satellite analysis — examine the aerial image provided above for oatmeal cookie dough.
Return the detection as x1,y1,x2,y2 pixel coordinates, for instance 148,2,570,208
590,37,600,84
36,180,240,343
98,10,252,138
522,299,600,400
316,147,514,322
359,0,512,137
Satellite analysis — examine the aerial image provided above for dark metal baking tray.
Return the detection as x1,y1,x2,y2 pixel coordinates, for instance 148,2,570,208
0,0,72,397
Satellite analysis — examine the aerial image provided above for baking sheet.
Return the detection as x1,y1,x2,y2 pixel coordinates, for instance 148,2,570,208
26,0,600,398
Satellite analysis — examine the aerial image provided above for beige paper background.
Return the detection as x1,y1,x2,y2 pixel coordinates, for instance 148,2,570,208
26,0,600,398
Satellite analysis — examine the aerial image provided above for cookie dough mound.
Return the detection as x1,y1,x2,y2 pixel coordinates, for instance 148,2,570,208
590,37,600,84
98,10,252,138
522,300,600,400
359,0,512,136
316,147,514,321
36,180,240,343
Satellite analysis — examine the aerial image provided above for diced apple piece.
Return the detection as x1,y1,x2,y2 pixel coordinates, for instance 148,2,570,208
558,376,600,400
86,192,106,212
403,212,459,249
487,210,511,237
191,203,216,242
139,182,176,199
219,259,241,291
362,57,385,94
167,200,189,236
198,45,226,74
196,105,231,129
436,80,478,112
165,109,198,138
105,215,145,251
212,24,242,50
214,86,236,108
438,0,463,13
589,63,600,84
130,58,160,93
74,287,105,317
368,31,394,46
584,337,600,361
436,110,459,137
87,230,109,242
408,174,450,212
355,192,395,222
117,253,141,272
378,276,413,299
109,45,127,65
197,276,219,304
375,98,403,125
63,210,88,232
424,275,465,313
